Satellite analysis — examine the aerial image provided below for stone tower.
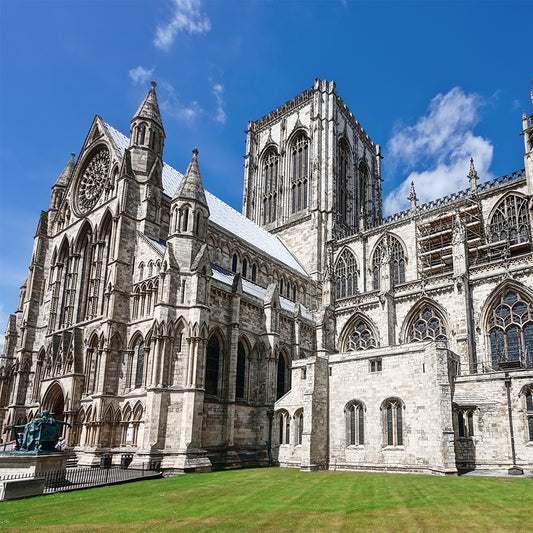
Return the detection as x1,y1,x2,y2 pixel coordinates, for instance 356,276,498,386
242,79,382,281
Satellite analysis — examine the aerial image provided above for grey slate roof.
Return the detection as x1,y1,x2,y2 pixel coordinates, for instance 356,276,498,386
104,122,308,276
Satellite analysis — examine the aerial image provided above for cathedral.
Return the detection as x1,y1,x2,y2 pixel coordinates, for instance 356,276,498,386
1,79,532,475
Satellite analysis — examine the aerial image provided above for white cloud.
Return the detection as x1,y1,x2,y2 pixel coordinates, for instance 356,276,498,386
154,0,211,51
159,80,203,123
211,81,226,124
128,66,155,86
384,87,493,215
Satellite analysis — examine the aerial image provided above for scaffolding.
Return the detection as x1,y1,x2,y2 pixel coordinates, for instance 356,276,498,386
416,196,485,278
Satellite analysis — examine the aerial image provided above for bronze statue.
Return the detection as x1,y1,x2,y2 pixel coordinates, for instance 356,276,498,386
12,410,71,452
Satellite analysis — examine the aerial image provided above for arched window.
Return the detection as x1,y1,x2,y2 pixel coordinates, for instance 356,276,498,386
242,259,248,279
205,334,221,396
346,401,364,446
135,340,145,389
338,139,350,222
525,388,533,441
372,235,405,290
251,264,257,282
383,398,403,446
295,409,304,445
277,410,290,445
336,249,357,299
489,195,530,245
276,352,291,400
407,305,447,343
455,407,475,438
358,161,369,221
236,340,246,400
291,133,309,214
262,148,279,224
487,289,533,369
232,254,238,273
345,319,377,351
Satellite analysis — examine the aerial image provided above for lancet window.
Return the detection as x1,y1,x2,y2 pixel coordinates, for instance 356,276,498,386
525,388,533,441
291,133,309,214
345,319,377,351
407,305,448,343
336,248,358,299
205,334,221,396
383,398,403,446
489,195,530,245
346,401,364,446
487,289,533,369
276,352,291,400
337,139,350,222
262,148,279,224
236,340,247,400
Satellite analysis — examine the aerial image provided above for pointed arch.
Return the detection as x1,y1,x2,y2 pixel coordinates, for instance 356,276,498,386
345,400,365,446
335,247,358,299
261,146,280,224
289,129,309,214
488,193,530,246
402,299,448,344
337,137,351,222
370,233,406,290
483,281,533,370
41,381,65,420
236,336,251,400
339,313,379,352
276,349,291,400
381,397,405,446
205,330,224,396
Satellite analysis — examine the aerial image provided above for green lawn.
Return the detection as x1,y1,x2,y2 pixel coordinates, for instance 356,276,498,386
1,468,532,532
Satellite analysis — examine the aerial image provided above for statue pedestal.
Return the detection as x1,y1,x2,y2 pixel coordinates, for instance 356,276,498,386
0,452,72,476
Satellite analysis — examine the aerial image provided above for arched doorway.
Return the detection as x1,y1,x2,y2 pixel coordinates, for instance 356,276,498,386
42,382,65,421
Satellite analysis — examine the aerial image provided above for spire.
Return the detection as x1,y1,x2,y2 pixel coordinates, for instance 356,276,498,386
54,153,75,187
408,181,418,214
468,157,478,194
173,148,209,210
132,81,163,128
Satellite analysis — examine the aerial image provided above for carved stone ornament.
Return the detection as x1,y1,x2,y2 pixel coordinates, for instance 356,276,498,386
76,146,110,214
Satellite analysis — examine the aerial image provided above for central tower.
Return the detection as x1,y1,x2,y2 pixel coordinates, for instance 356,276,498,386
242,79,382,281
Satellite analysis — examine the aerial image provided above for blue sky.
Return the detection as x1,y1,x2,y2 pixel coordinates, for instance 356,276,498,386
0,0,531,345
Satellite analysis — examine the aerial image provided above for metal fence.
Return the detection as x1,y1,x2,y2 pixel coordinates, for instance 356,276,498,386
0,463,162,495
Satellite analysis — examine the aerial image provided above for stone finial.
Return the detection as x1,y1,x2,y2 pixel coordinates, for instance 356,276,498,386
151,80,157,88
192,147,199,157
468,157,478,194
408,181,418,213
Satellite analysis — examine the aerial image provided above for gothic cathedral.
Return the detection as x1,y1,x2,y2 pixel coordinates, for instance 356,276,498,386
1,79,532,475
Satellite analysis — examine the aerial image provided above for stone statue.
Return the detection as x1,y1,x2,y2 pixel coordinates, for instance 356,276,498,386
13,410,71,452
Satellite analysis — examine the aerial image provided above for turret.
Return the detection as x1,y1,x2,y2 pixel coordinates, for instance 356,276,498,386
129,81,166,177
169,148,210,244
521,81,533,195
50,153,75,210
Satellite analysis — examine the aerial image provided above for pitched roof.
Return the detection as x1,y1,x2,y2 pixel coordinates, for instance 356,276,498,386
103,122,308,276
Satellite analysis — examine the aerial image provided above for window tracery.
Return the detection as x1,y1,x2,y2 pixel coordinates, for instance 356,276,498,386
372,235,405,290
346,401,364,446
337,139,350,222
525,388,533,441
383,398,403,446
345,319,377,351
262,148,279,224
407,305,447,343
489,195,530,245
336,248,357,299
488,289,533,369
291,133,309,214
